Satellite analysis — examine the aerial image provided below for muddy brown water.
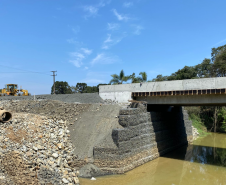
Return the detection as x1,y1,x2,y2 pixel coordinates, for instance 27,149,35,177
80,133,226,185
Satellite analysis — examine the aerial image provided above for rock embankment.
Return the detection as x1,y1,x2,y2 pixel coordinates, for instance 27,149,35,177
192,126,199,139
0,111,80,184
1,100,90,124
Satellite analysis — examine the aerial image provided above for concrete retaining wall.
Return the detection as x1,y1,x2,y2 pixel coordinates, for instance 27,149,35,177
99,77,226,103
93,104,193,174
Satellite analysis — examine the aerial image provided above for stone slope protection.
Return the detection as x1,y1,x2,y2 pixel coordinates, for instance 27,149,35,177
92,103,193,175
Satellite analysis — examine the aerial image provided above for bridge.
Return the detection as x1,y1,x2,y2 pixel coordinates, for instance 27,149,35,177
89,77,226,176
99,77,226,105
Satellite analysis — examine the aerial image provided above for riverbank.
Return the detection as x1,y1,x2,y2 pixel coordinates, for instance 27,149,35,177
185,107,209,137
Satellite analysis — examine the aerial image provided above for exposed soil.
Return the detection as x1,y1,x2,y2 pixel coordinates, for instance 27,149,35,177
0,151,39,185
68,104,123,166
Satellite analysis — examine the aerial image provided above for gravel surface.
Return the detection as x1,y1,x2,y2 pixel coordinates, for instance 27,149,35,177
1,100,90,124
0,113,80,185
0,93,104,104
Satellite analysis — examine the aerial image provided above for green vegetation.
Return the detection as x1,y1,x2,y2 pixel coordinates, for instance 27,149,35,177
109,70,148,84
189,112,209,137
109,44,226,84
109,70,130,84
51,81,72,94
51,81,108,94
186,106,226,135
186,107,208,136
151,44,226,81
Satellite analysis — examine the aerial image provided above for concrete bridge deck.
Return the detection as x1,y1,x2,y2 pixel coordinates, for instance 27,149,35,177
99,77,226,105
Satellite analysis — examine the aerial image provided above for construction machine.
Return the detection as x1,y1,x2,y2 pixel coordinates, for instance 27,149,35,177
0,84,30,96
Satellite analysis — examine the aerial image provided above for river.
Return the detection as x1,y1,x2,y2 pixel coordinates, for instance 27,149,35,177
80,133,226,185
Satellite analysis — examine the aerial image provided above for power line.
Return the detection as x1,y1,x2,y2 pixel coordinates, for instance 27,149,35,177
0,64,50,75
0,72,43,73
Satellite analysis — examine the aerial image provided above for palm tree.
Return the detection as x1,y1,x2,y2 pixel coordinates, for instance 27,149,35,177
130,73,142,83
139,72,147,82
109,70,130,84
129,72,148,83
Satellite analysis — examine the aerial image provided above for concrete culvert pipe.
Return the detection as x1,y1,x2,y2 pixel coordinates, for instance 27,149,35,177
0,109,12,123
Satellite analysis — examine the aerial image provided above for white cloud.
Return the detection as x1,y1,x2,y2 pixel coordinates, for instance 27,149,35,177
104,34,113,43
70,52,85,58
91,53,119,65
123,2,133,8
102,34,125,49
83,0,111,18
83,5,98,15
69,48,92,68
81,71,111,85
66,38,79,44
85,66,89,70
72,26,80,34
112,9,129,21
133,25,144,35
212,38,226,47
69,52,85,67
107,23,120,30
98,0,111,7
81,48,92,55
69,59,83,68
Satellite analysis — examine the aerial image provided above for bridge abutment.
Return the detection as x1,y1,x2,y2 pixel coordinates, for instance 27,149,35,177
93,103,193,175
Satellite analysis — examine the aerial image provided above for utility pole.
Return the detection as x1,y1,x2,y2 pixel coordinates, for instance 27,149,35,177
51,71,57,94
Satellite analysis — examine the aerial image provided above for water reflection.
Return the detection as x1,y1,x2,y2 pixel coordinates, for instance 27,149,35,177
80,133,226,185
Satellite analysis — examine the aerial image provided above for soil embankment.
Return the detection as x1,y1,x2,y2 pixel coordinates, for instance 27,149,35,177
68,104,122,162
0,94,123,183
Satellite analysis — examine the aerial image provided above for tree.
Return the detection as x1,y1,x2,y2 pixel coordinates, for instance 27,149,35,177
109,70,130,84
211,44,226,62
211,46,226,77
129,73,142,83
51,81,72,94
172,66,197,80
151,66,198,82
70,86,79,94
72,83,103,93
152,74,168,82
139,72,147,82
83,86,98,93
195,58,212,78
75,83,87,93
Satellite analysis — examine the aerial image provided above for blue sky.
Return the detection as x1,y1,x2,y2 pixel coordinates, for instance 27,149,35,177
0,0,226,94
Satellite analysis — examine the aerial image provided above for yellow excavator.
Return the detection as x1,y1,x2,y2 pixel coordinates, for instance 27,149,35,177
0,84,30,96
